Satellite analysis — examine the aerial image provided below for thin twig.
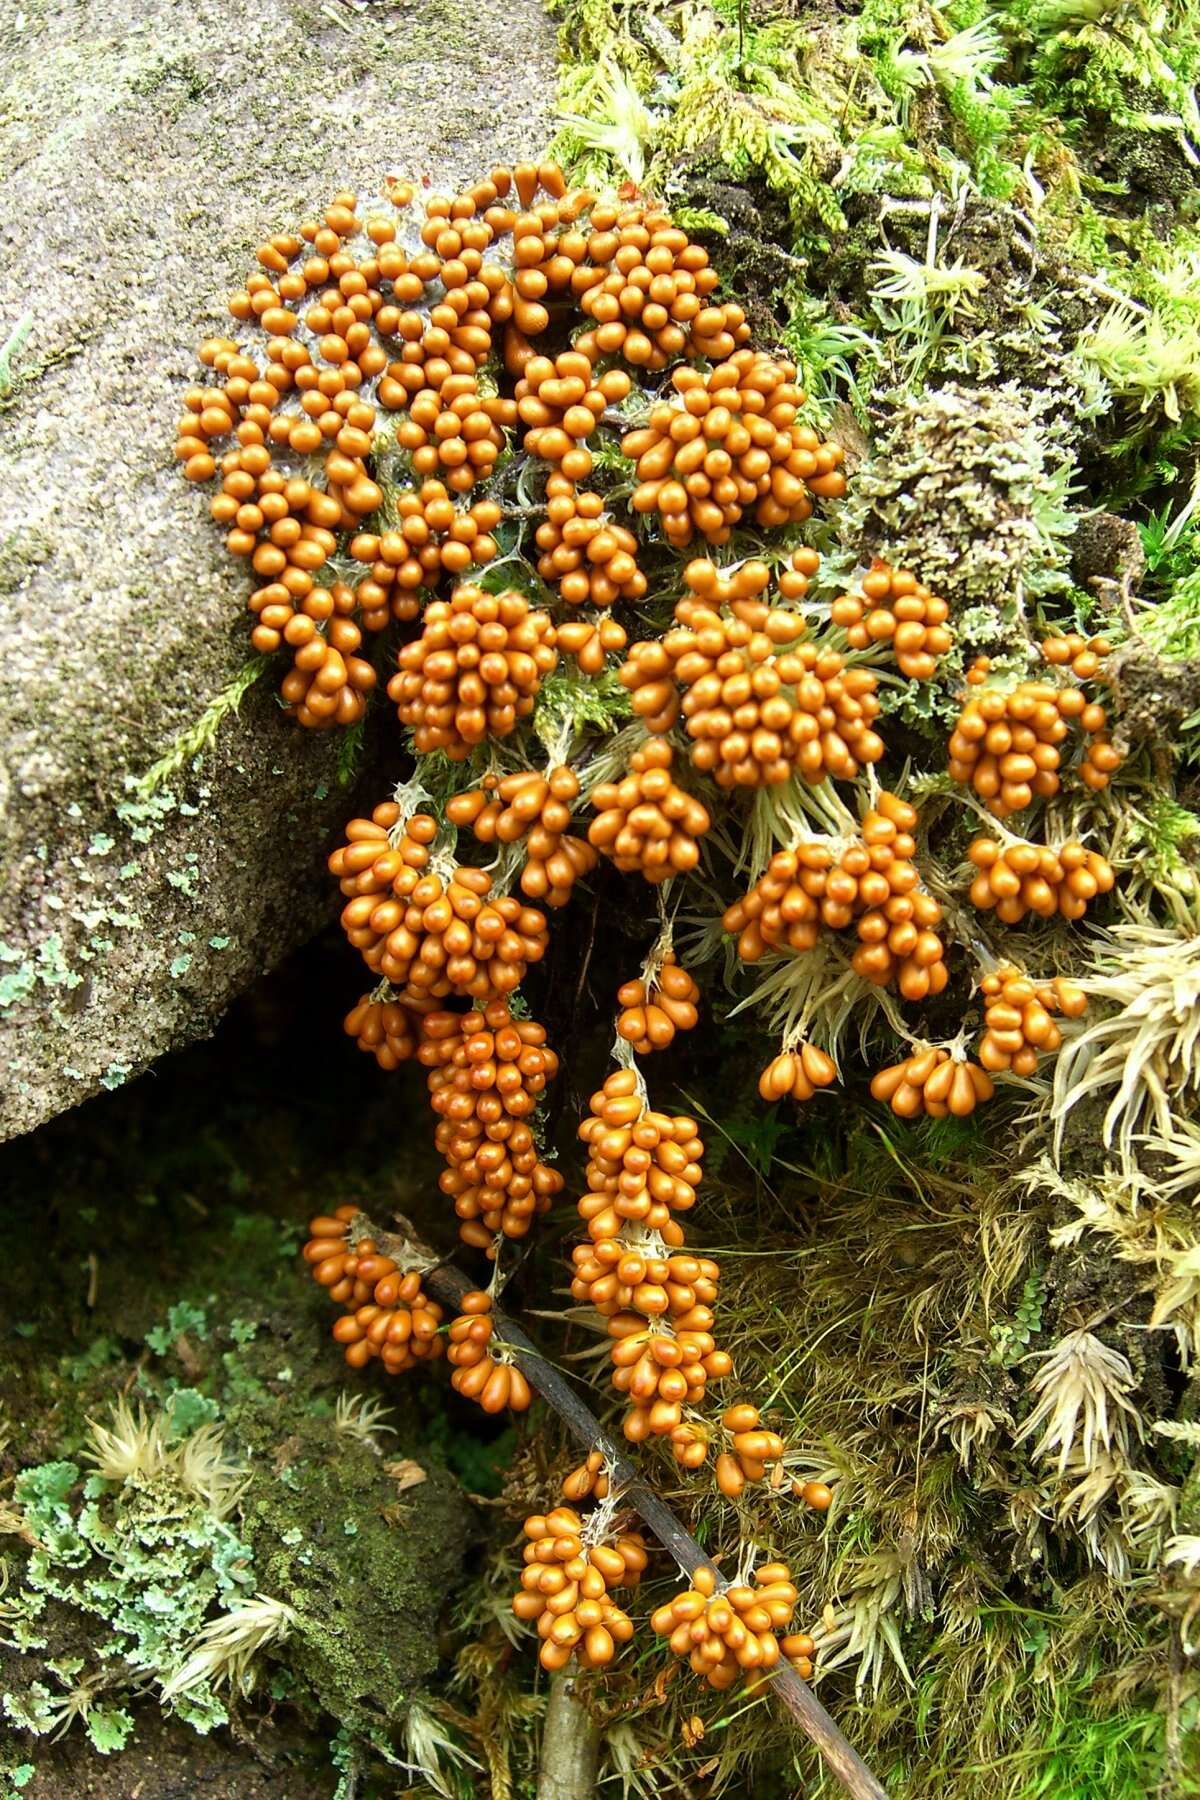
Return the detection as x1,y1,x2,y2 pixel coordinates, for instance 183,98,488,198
355,1212,891,1800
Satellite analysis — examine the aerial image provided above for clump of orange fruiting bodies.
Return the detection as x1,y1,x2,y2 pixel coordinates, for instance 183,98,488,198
389,376,514,491
967,837,1116,922
577,1070,705,1243
516,350,631,479
609,1308,731,1444
343,986,435,1069
651,1562,800,1689
388,584,558,757
419,1002,563,1250
348,483,502,623
670,1403,833,1511
570,1243,720,1323
870,1047,994,1119
256,576,378,729
831,558,952,680
758,1042,837,1103
723,793,947,1001
1041,631,1111,680
448,1289,533,1412
621,352,844,547
303,1206,446,1375
948,676,1119,817
574,1069,731,1441
569,201,744,369
183,166,799,728
978,966,1087,1076
446,766,598,908
371,275,505,404
330,809,549,997
329,803,438,969
847,795,948,997
616,953,701,1053
620,558,883,787
587,740,712,883
512,1506,647,1670
535,474,647,606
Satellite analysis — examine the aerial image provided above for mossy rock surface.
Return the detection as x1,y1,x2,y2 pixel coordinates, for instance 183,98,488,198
0,0,557,1143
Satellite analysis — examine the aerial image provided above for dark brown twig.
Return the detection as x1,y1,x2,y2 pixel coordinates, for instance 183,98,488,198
358,1212,890,1800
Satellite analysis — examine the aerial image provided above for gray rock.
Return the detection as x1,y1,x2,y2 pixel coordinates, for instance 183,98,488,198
0,0,556,1140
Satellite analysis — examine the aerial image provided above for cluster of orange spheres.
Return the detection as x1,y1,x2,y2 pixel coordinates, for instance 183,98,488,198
668,1399,831,1510
343,986,433,1069
651,1563,808,1690
572,201,747,368
758,1041,837,1104
420,1002,564,1250
570,1242,720,1323
711,1402,786,1497
870,1047,994,1119
562,1449,611,1503
513,1506,647,1671
967,836,1116,923
1040,631,1111,680
330,805,549,997
587,741,712,883
620,558,884,788
253,576,377,728
723,793,947,1002
576,1069,705,1243
446,765,598,907
621,351,844,546
389,375,512,488
348,482,502,624
516,350,631,479
535,474,646,608
977,966,1087,1076
303,1207,445,1374
831,558,952,680
616,953,701,1053
610,1308,733,1444
389,584,558,757
949,677,1119,818
448,1290,534,1412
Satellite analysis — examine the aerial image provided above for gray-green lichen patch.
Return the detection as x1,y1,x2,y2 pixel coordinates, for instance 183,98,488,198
838,381,1079,641
0,0,557,1143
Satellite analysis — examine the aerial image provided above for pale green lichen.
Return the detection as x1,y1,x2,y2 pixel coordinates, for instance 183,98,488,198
0,1429,257,1737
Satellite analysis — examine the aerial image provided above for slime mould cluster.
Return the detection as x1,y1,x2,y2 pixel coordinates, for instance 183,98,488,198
180,155,1134,1700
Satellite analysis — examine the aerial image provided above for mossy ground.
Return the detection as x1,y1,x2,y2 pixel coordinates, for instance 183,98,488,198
0,936,493,1796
